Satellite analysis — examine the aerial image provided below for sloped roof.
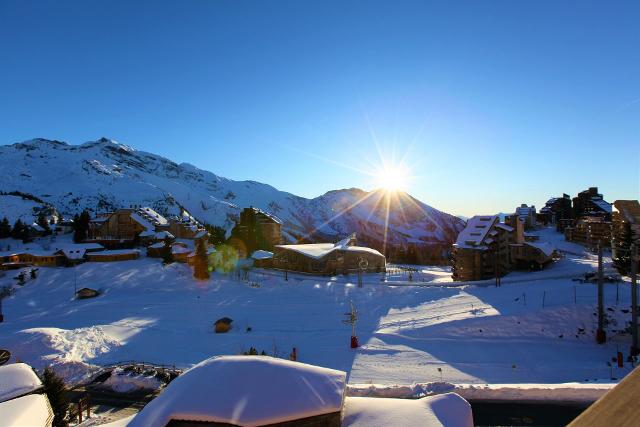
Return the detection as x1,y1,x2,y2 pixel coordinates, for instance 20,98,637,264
128,356,346,427
0,363,43,402
591,198,612,213
276,243,383,259
613,200,640,223
0,394,54,427
454,215,498,249
251,250,274,260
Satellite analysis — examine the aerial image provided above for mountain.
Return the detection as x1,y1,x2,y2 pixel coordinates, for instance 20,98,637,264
0,138,464,257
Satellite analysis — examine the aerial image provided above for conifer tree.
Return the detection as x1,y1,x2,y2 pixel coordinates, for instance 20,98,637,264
0,217,10,238
73,210,91,243
193,239,210,280
613,222,634,275
11,219,24,240
37,213,51,235
42,367,70,427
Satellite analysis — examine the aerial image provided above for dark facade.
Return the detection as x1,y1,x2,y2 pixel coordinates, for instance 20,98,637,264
539,194,573,230
229,207,282,258
573,187,611,220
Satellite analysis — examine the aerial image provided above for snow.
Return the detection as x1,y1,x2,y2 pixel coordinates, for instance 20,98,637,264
251,250,273,260
0,363,43,402
0,138,464,250
129,212,154,234
525,241,555,257
101,368,163,393
591,198,612,213
454,215,498,249
128,356,346,427
342,393,473,427
148,242,165,249
138,207,168,225
90,249,140,256
0,227,636,404
0,393,53,427
275,241,383,259
0,194,45,225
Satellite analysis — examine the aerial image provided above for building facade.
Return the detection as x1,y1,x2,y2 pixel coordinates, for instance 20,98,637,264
228,207,282,258
272,234,385,275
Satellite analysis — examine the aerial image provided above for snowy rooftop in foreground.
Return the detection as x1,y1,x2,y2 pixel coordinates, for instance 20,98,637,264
0,394,53,427
0,363,43,402
128,355,346,427
342,393,473,427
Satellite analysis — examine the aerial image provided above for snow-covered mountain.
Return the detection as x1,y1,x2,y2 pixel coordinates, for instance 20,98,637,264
0,138,464,249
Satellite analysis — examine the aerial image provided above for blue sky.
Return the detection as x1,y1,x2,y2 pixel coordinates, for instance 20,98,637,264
1,1,638,216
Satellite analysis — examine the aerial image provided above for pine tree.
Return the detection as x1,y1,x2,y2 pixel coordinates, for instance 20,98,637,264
73,210,91,243
193,239,210,280
11,219,24,240
37,213,51,235
613,222,634,275
0,217,11,238
42,367,70,427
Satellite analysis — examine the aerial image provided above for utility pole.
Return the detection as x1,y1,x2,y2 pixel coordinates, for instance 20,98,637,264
631,244,638,355
596,241,606,344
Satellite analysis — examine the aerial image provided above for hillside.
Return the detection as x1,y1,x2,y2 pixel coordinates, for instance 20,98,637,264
0,138,464,253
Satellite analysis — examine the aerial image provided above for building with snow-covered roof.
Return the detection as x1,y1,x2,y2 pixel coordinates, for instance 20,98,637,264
452,214,554,281
451,215,511,281
573,187,612,220
228,207,282,258
0,394,54,427
126,355,346,427
272,234,385,275
86,249,140,262
612,200,640,274
0,363,44,403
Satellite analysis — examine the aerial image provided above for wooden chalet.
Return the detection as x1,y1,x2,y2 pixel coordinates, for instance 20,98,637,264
86,249,140,262
272,234,385,275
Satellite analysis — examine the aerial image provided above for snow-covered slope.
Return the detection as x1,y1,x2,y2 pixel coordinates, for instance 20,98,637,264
0,138,464,247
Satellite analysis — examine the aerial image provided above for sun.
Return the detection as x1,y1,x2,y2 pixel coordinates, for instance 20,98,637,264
374,163,410,192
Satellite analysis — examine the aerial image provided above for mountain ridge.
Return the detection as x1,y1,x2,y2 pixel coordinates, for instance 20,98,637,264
0,137,464,259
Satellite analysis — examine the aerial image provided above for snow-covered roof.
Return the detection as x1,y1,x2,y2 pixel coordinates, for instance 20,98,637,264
194,229,208,239
59,248,86,260
137,207,168,225
0,363,43,402
30,223,45,232
525,242,555,257
342,393,473,427
154,231,174,240
496,223,514,232
148,242,165,249
276,243,383,259
172,245,192,254
0,394,54,427
128,356,346,427
591,198,612,213
454,215,498,249
129,212,154,234
187,247,216,257
88,249,140,256
251,250,274,260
